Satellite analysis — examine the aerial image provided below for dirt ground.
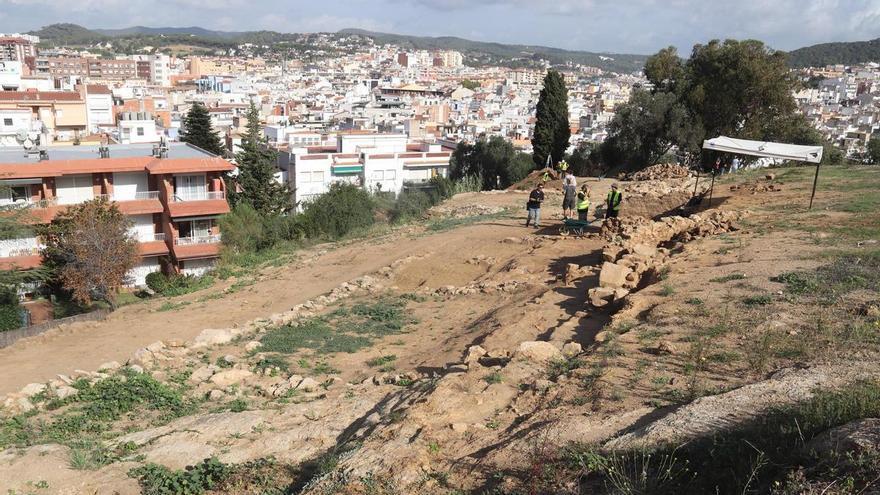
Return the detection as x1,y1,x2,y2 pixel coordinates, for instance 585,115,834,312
0,182,612,396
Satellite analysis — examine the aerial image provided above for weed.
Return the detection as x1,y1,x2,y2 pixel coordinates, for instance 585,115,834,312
485,372,503,384
366,355,397,368
228,399,248,413
252,354,289,374
685,297,704,305
156,301,191,312
743,295,773,306
660,283,676,296
547,357,585,380
427,441,441,454
129,457,229,495
313,361,340,375
710,273,747,283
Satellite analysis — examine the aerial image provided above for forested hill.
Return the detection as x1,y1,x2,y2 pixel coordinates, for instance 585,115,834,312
787,38,880,68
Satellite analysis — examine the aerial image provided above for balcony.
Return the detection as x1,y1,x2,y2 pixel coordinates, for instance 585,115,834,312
0,247,42,270
138,233,169,256
174,234,221,246
172,234,222,260
115,191,160,201
167,191,230,218
172,191,226,202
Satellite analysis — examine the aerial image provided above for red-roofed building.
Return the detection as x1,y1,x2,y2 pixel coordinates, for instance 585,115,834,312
0,142,234,283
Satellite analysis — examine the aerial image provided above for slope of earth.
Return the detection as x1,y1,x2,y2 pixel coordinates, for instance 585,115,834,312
2,167,879,494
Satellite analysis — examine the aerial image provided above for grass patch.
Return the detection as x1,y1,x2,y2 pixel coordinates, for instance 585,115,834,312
548,357,585,380
260,297,416,356
710,273,746,283
484,372,503,384
366,355,397,372
742,294,773,306
425,210,509,232
559,380,880,494
774,251,880,302
156,301,191,312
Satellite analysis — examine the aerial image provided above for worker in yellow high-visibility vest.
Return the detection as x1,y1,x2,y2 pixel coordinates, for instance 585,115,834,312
576,184,591,221
605,184,623,219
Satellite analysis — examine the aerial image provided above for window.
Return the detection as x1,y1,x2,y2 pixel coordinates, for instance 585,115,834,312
55,109,63,118
136,127,144,136
372,170,384,180
2,118,12,126
311,171,324,183
385,170,397,180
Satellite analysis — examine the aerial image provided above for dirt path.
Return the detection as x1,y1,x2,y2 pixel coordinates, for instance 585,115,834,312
0,189,597,396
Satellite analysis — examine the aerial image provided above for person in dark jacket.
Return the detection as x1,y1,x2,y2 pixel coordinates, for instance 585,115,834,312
525,183,545,228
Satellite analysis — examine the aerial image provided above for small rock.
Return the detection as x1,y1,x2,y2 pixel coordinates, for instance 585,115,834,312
297,377,319,392
208,389,226,401
451,423,469,432
192,328,236,348
533,379,554,391
594,331,611,343
209,369,253,387
222,354,239,364
145,341,166,353
19,383,47,398
189,366,217,384
562,342,582,357
244,341,262,352
765,173,776,181
805,418,880,461
465,345,488,365
97,361,121,372
515,341,563,363
599,262,631,289
287,374,304,386
655,340,677,355
127,364,145,374
54,385,78,400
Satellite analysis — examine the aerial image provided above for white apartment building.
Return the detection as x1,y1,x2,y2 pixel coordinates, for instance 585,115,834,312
150,54,172,87
85,85,114,130
117,112,159,144
280,133,452,207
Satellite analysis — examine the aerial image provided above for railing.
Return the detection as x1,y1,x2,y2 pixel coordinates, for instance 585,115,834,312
0,198,59,210
114,191,160,201
0,247,41,258
174,234,221,246
138,233,166,242
172,191,226,202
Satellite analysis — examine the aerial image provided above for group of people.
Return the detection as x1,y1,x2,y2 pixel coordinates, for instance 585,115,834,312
525,161,622,228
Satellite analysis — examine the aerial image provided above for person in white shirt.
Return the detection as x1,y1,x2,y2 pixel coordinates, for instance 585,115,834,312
561,171,577,219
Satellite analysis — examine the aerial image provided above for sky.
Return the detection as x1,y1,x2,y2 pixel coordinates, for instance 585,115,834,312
1,0,879,54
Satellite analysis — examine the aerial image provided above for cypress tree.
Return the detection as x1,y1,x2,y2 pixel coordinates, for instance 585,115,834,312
232,102,292,216
532,70,571,169
180,102,225,156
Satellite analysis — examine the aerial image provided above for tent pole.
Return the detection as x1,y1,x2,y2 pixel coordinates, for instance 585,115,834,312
692,171,700,197
809,162,820,209
709,173,716,207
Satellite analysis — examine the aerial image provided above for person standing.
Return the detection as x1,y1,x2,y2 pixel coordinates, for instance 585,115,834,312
562,170,577,219
577,184,591,221
525,183,545,228
605,183,622,219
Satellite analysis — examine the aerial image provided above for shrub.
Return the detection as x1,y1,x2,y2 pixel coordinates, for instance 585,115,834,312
219,203,272,253
129,457,229,495
390,189,439,223
0,304,22,331
296,183,376,239
145,272,169,293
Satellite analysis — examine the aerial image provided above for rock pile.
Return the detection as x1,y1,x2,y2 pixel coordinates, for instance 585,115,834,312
628,163,691,181
589,210,746,308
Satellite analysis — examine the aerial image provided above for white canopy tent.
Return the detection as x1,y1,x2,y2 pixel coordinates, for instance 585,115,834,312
702,136,824,208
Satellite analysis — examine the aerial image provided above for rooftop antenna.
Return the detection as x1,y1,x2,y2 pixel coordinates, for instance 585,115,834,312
152,136,169,159
98,133,110,159
15,129,49,161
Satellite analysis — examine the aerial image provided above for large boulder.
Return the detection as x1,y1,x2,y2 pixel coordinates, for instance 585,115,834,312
599,262,631,289
515,341,563,363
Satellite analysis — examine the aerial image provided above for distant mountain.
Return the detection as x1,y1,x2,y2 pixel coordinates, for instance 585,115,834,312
94,26,245,39
787,38,880,68
339,28,647,73
28,23,107,45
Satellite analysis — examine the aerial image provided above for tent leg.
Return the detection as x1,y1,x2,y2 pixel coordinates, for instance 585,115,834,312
809,163,820,210
692,172,700,197
709,173,716,207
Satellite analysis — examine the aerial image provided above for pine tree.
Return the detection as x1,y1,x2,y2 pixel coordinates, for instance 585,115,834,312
180,102,225,156
232,102,292,216
532,70,571,169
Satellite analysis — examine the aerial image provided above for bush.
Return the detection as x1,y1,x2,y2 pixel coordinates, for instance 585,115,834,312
145,272,212,297
218,203,271,253
129,457,229,495
391,189,439,223
296,183,376,239
145,272,169,293
0,304,22,331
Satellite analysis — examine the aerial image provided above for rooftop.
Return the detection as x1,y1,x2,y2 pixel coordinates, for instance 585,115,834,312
0,142,214,166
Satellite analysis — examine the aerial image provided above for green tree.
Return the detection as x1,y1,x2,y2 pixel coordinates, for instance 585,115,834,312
0,204,46,330
603,38,815,170
868,136,880,164
450,136,531,189
232,102,293,216
38,198,138,308
566,141,603,176
532,70,570,168
179,102,225,156
601,90,701,170
460,79,480,91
